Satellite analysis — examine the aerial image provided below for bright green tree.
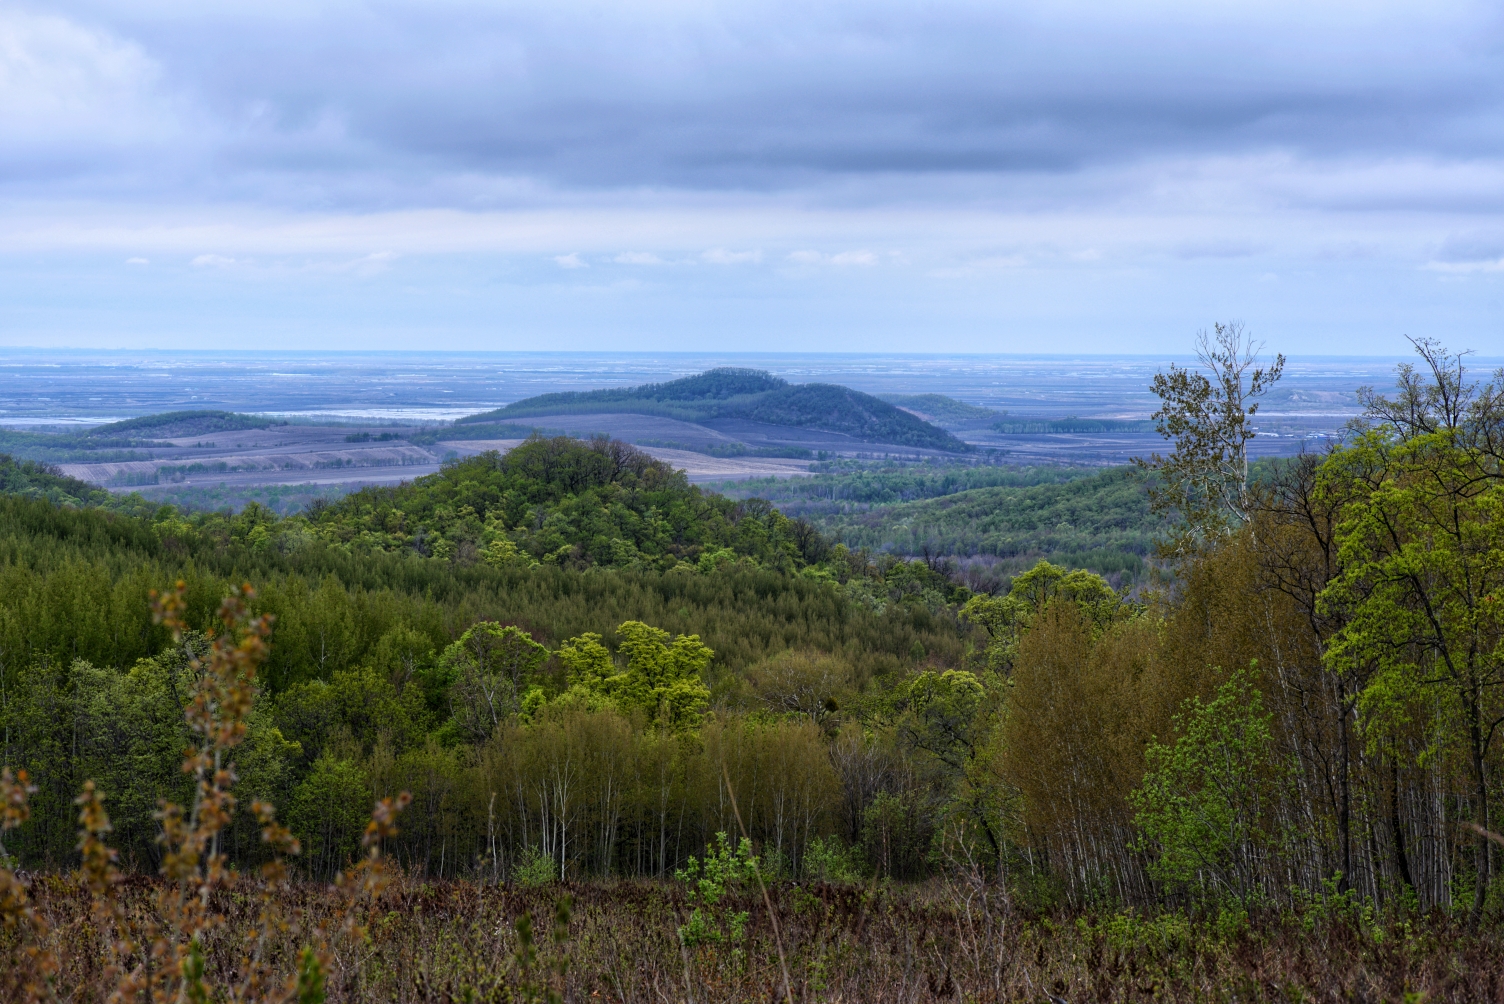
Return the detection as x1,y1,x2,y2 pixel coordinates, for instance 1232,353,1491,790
556,622,712,729
961,560,1125,674
1320,421,1504,918
1131,668,1287,903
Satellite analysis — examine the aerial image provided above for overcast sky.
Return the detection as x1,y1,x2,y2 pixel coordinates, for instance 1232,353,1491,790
3,0,1502,354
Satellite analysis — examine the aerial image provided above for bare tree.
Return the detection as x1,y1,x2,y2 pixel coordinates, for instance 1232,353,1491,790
1135,322,1285,554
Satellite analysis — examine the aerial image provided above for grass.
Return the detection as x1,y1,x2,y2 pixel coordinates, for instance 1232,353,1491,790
12,874,1499,1002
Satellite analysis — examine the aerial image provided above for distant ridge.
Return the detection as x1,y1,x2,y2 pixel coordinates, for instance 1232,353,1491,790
880,394,1000,426
86,410,281,439
461,368,970,452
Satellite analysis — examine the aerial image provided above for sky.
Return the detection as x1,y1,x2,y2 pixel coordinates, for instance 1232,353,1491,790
2,0,1503,354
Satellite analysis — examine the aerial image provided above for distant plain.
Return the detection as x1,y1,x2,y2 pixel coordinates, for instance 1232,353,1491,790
3,349,1482,503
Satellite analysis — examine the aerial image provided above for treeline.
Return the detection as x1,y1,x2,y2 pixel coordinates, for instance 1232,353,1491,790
707,460,1096,510
0,462,973,880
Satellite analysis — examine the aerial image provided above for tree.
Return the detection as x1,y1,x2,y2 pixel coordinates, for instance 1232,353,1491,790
1253,451,1366,893
879,669,1009,869
1136,322,1285,554
439,623,549,741
745,649,853,730
1131,668,1287,903
557,622,713,729
1319,342,1504,921
960,560,1125,674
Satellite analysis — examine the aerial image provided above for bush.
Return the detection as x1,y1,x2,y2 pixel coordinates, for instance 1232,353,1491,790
514,846,558,887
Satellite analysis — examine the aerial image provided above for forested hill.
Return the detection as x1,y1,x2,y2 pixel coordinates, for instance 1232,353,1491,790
0,409,279,464
0,441,968,694
461,368,969,451
305,435,829,570
0,454,115,507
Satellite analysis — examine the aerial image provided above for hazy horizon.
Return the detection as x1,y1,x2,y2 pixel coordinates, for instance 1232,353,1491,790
8,348,1491,430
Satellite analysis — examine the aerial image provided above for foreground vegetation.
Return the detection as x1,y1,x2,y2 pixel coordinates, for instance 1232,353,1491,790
12,876,1501,1002
2,329,1503,999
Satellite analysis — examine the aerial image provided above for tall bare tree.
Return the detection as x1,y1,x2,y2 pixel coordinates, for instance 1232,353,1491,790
1136,322,1285,554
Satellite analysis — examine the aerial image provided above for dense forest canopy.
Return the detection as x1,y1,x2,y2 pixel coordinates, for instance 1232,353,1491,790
304,434,830,570
3,336,1504,942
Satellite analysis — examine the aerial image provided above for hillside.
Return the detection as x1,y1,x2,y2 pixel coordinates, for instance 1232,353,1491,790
86,409,280,439
0,410,281,464
880,393,1001,426
797,466,1155,582
0,454,116,507
463,368,969,452
307,434,830,570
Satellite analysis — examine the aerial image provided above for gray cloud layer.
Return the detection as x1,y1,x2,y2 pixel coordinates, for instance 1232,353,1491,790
8,0,1503,214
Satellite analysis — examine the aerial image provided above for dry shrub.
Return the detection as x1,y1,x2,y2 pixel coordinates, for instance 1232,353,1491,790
0,582,411,1003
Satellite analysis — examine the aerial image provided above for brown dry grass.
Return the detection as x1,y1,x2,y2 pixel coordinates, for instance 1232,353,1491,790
7,874,1500,1003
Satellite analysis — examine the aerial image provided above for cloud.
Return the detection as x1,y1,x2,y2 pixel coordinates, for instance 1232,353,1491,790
8,2,1504,353
7,2,1502,213
786,249,878,266
1434,231,1504,264
124,256,148,265
1173,240,1264,260
311,250,397,275
702,248,761,264
0,9,184,180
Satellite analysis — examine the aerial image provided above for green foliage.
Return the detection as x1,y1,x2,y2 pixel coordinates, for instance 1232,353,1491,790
130,481,355,516
802,835,865,882
434,622,550,740
0,455,115,507
740,383,969,451
514,846,558,886
709,461,1097,510
961,559,1128,673
289,756,373,879
676,832,757,947
557,622,713,728
1131,668,1287,903
88,410,278,439
1134,322,1284,554
295,946,327,1004
305,435,826,571
1316,353,1504,917
467,368,787,423
780,466,1153,582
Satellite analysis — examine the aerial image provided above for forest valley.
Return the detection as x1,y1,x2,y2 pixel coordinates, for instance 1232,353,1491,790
2,329,1504,1002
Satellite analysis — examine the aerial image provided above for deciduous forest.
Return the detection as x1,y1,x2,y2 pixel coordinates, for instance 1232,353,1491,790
2,332,1503,1001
